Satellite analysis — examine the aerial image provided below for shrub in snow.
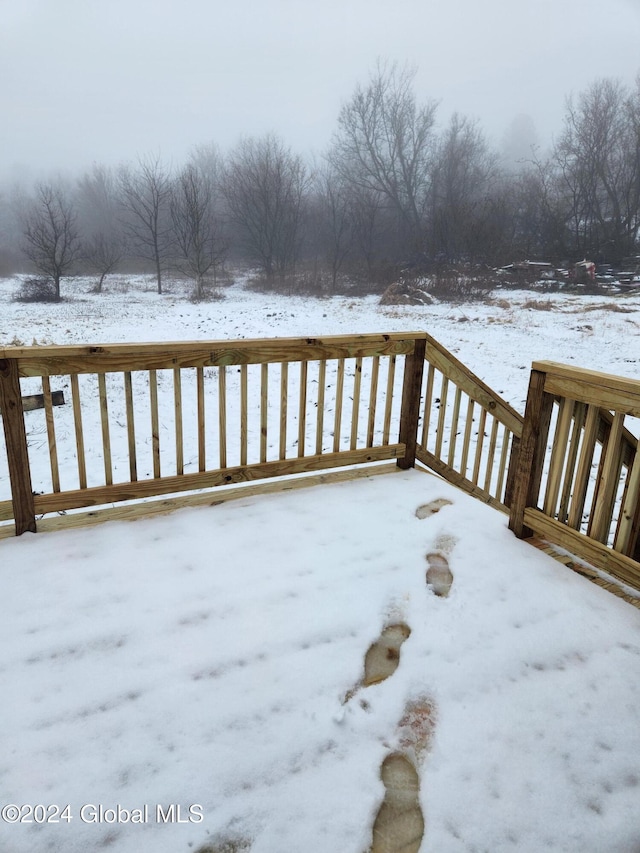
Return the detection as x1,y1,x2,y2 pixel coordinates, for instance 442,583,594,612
12,277,60,303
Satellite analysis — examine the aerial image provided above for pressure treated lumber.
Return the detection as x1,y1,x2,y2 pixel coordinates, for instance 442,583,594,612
590,412,625,543
366,356,379,448
509,369,554,538
534,360,640,418
0,499,13,522
124,371,137,482
70,375,88,489
0,358,36,534
397,338,426,470
4,333,423,376
567,404,600,530
0,389,65,413
31,444,405,515
615,440,640,555
543,398,575,517
424,333,523,436
42,375,61,493
416,447,508,513
524,508,640,591
12,463,399,538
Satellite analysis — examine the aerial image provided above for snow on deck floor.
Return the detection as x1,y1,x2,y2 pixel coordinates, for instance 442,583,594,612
1,469,640,853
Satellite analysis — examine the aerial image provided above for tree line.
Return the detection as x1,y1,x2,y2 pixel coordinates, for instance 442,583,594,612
1,62,639,299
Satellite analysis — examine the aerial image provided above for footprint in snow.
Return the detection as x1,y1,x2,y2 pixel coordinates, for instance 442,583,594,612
370,753,424,853
364,623,412,687
415,498,452,519
343,623,411,703
425,552,454,598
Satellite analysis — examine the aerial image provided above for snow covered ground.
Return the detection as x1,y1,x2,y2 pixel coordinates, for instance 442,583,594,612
1,275,639,852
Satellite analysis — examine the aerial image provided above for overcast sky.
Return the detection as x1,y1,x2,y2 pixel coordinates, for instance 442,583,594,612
2,0,639,182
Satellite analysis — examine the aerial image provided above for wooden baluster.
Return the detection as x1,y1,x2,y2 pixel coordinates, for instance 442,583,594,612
197,367,206,472
495,425,511,502
218,366,227,469
483,417,499,494
460,397,475,478
614,436,640,555
366,357,379,449
174,367,183,476
70,374,87,489
279,362,288,460
420,363,435,450
557,402,585,524
382,355,396,446
316,360,326,455
472,408,487,486
98,373,112,486
590,412,625,544
42,375,60,493
298,361,307,458
333,358,345,452
124,371,137,482
240,364,248,466
543,398,575,518
447,386,462,468
149,369,161,478
434,375,449,460
261,363,268,463
350,357,362,451
567,404,599,530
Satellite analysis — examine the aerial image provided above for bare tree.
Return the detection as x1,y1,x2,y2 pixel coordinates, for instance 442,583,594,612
22,182,80,299
119,156,172,293
554,78,640,262
221,134,309,282
510,156,570,261
314,165,356,291
77,164,126,291
170,163,227,298
331,61,438,259
82,233,125,292
348,184,387,281
430,114,497,262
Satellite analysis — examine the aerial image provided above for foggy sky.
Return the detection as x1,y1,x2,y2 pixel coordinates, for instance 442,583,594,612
2,0,639,182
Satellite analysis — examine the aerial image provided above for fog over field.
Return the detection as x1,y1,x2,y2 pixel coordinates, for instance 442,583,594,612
2,0,639,179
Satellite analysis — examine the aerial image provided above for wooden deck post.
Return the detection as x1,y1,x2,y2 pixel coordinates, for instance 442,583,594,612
397,338,426,470
508,369,553,538
0,359,36,535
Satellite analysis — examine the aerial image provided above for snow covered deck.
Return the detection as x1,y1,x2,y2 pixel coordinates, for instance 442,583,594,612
2,468,640,853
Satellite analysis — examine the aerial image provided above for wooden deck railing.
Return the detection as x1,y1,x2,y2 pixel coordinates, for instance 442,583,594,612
417,333,523,511
509,361,640,590
3,337,639,595
0,331,522,537
0,334,426,535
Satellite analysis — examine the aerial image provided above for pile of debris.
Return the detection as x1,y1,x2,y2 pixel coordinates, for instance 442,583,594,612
379,281,434,306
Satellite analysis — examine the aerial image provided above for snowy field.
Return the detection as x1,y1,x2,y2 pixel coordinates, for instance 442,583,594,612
1,275,640,853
